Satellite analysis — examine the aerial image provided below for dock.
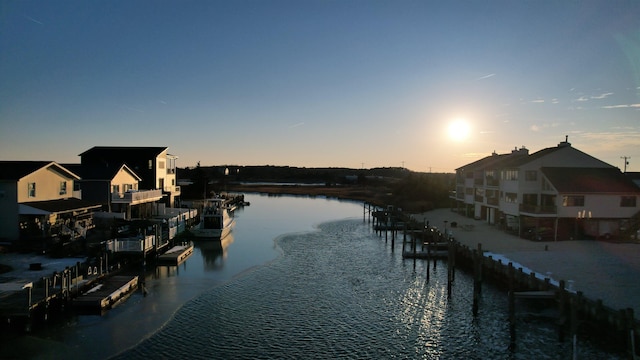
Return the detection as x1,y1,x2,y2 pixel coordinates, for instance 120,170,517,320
157,243,194,265
73,275,139,309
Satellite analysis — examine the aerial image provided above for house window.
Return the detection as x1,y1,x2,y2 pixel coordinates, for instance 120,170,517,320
159,161,165,169
621,196,637,207
148,160,153,169
502,169,518,181
562,195,584,207
525,171,537,181
59,181,67,195
542,178,553,191
124,184,133,192
505,192,518,203
112,184,120,193
28,182,36,197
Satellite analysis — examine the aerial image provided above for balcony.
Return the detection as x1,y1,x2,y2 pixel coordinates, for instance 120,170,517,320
519,203,557,215
111,189,164,205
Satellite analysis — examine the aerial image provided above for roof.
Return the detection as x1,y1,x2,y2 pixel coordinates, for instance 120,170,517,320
19,198,102,215
0,161,79,181
79,146,167,158
541,167,640,194
62,163,141,181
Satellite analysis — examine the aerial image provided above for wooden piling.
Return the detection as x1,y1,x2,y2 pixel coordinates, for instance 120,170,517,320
509,290,516,351
558,280,567,342
472,243,482,316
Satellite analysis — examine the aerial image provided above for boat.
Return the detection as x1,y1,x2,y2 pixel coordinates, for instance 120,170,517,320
191,198,235,240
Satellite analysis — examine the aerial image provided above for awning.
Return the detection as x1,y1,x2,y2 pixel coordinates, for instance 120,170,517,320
19,198,102,216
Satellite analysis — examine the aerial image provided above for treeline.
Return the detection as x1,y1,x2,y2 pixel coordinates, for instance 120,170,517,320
178,165,454,211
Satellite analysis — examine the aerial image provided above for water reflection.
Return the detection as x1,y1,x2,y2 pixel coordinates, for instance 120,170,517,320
192,234,234,271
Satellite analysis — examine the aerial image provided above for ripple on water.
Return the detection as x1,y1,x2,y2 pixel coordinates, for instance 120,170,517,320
112,219,624,360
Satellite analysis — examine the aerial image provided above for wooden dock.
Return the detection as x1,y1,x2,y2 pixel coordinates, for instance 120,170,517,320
157,243,194,265
402,241,449,259
72,275,139,309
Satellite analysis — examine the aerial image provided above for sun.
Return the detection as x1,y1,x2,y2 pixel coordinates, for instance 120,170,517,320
447,119,471,142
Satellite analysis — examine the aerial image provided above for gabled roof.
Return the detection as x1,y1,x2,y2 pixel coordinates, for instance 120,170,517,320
541,167,640,194
0,161,80,181
62,163,142,181
79,146,167,159
455,153,512,171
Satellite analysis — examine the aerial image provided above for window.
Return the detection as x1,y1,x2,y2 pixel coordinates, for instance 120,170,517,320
148,160,153,169
505,192,518,203
502,169,518,181
59,181,67,195
525,171,537,181
124,184,133,192
621,196,637,207
542,178,554,191
112,184,120,193
562,195,584,207
159,161,165,169
28,182,36,197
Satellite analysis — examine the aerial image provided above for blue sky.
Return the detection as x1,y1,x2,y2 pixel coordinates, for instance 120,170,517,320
1,1,639,172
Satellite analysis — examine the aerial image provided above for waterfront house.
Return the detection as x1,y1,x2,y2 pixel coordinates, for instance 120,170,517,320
452,138,640,241
79,146,181,207
63,163,163,220
0,161,101,249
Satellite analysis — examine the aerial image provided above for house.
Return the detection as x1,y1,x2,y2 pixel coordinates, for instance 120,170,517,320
79,147,180,207
0,161,101,248
63,163,163,220
452,138,640,241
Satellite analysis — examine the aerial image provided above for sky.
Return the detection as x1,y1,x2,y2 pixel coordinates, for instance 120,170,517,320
1,1,639,172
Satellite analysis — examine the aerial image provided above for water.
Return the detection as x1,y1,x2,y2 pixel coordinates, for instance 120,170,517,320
1,194,623,359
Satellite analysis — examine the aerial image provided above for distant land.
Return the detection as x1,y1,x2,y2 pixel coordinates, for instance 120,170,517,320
178,165,454,212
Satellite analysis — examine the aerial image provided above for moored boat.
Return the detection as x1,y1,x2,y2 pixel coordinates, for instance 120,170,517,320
191,198,235,240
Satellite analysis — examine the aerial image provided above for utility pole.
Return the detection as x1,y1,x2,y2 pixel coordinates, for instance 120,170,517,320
621,156,630,173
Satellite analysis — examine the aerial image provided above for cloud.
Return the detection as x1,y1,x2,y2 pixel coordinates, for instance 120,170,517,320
530,122,560,132
24,15,43,25
289,122,305,128
578,131,640,152
575,96,589,102
530,99,545,103
591,92,614,99
475,73,496,81
601,104,640,109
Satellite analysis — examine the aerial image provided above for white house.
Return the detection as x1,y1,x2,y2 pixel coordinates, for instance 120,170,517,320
452,138,640,241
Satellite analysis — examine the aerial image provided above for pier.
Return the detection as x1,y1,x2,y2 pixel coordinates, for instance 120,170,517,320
73,275,139,309
365,203,640,357
157,243,194,265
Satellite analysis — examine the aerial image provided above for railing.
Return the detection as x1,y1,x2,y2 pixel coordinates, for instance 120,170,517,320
519,203,557,214
111,189,163,203
106,235,155,253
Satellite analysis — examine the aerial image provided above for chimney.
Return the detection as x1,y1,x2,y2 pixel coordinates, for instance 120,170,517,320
558,135,571,147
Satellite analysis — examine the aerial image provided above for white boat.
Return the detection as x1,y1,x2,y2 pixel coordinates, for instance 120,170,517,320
192,198,235,240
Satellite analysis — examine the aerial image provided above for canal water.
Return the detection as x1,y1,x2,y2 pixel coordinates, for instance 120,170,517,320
2,194,624,359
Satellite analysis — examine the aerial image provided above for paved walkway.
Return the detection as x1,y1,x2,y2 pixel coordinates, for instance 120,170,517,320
410,208,640,315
